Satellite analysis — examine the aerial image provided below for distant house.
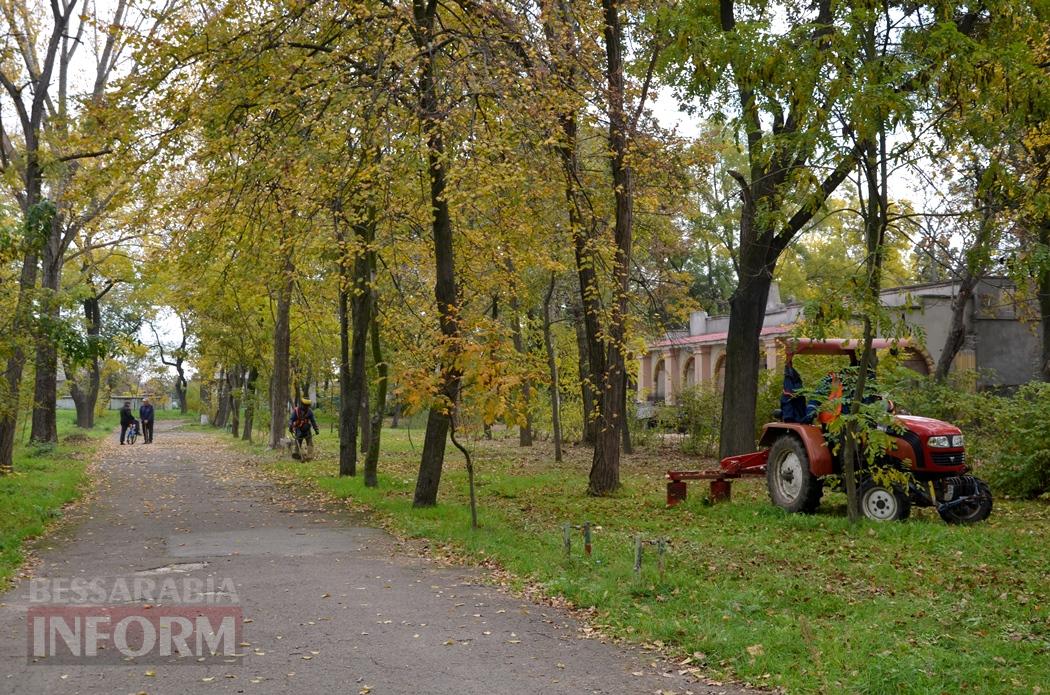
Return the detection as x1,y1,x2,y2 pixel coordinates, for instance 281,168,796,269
639,278,1042,404
109,395,144,411
55,364,74,409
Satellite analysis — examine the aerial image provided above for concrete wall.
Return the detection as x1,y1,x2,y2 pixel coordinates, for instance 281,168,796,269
110,396,144,411
894,278,1042,388
975,318,1043,387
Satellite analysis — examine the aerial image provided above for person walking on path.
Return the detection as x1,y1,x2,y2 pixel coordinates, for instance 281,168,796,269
139,398,155,444
289,397,319,460
119,401,138,445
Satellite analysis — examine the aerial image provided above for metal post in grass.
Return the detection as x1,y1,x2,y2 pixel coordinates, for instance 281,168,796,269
583,521,592,557
657,539,666,580
563,523,572,558
633,534,642,578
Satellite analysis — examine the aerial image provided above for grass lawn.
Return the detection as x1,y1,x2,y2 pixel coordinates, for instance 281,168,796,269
226,424,1047,694
0,410,118,586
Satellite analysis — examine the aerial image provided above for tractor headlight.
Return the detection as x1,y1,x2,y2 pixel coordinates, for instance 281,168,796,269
928,436,951,448
953,434,964,448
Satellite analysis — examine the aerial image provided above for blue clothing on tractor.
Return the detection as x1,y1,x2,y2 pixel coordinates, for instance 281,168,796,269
779,363,817,424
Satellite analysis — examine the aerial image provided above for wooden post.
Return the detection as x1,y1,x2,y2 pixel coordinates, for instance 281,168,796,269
583,521,592,557
633,534,642,578
563,523,571,558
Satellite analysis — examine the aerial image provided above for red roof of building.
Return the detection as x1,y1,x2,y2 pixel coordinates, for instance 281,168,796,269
648,324,793,350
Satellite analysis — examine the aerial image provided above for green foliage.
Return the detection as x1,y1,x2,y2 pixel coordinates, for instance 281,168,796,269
23,199,56,253
677,384,721,457
678,370,781,457
981,383,1050,499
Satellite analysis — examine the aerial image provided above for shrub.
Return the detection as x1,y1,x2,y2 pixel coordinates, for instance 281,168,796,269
678,370,783,458
678,384,721,457
984,382,1050,499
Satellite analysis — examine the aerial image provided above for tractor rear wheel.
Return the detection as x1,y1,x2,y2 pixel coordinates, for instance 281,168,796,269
938,478,993,524
767,436,823,514
859,477,911,522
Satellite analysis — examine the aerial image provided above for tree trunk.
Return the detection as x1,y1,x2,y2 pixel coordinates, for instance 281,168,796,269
1038,219,1050,382
934,274,977,381
230,367,241,438
544,0,601,450
174,364,187,415
338,264,355,475
30,226,62,444
412,0,462,507
572,303,597,445
268,254,294,449
512,309,533,446
936,177,998,382
69,364,99,429
340,213,374,477
842,131,889,523
242,366,258,442
589,0,633,496
542,273,563,462
70,294,102,429
621,368,633,455
360,392,371,455
0,141,46,474
213,367,230,428
365,300,385,487
1,250,42,470
718,269,775,458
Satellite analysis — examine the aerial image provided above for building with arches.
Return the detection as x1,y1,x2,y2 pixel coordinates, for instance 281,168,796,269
638,278,1042,405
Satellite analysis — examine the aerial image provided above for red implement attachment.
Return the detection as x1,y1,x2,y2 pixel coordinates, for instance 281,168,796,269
666,449,768,507
719,449,770,475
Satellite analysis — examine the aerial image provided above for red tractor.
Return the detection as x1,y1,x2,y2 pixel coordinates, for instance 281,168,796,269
667,339,993,523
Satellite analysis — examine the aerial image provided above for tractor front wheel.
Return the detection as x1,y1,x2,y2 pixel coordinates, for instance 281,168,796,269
938,477,993,524
859,477,911,522
767,436,823,514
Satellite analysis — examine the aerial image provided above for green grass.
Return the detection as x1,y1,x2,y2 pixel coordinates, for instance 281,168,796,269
0,410,118,585
221,424,1048,694
154,407,194,420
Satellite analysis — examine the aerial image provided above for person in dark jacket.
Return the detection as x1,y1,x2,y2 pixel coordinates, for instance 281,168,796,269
119,401,138,445
289,398,319,460
779,358,817,424
139,398,155,444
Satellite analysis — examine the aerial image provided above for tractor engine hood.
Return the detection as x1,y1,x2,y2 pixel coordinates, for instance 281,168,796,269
894,415,962,437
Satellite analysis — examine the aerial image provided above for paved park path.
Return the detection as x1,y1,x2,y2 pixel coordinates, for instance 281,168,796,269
0,422,747,695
